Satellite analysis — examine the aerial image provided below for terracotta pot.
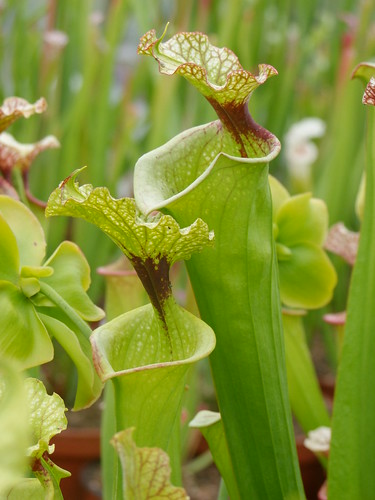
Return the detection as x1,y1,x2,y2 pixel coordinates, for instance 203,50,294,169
51,428,101,499
296,436,326,500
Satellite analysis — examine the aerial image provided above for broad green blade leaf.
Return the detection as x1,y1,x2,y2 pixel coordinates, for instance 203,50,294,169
189,411,239,500
0,97,46,133
39,313,102,410
0,212,20,283
278,243,337,309
112,427,188,499
282,312,330,434
0,359,28,496
25,378,67,459
46,172,214,267
328,67,375,499
0,282,53,369
0,196,46,267
42,241,104,322
0,133,59,175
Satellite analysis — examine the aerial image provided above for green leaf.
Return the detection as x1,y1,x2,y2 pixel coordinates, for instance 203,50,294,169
282,312,330,434
279,243,337,309
268,177,337,309
189,411,239,500
276,194,328,247
0,97,46,134
0,282,53,369
269,175,289,217
39,313,102,410
25,378,67,459
0,212,20,283
0,196,46,268
0,359,28,496
328,67,375,499
41,241,104,322
111,427,188,499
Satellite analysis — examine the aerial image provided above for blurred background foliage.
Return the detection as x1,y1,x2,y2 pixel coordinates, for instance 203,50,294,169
0,0,375,311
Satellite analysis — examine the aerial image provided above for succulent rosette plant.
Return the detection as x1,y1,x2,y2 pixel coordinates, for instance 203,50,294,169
0,194,103,410
269,175,337,309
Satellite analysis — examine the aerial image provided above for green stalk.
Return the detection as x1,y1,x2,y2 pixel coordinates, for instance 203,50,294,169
38,280,92,340
328,75,375,497
283,312,330,434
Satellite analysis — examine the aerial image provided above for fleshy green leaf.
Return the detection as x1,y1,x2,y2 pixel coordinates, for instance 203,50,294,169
0,195,46,268
46,172,213,267
41,241,104,322
111,427,188,499
268,177,337,309
39,313,102,410
0,359,28,496
279,243,337,309
276,194,328,247
189,411,239,499
0,212,20,283
269,175,289,217
25,378,67,459
0,282,53,369
0,97,47,134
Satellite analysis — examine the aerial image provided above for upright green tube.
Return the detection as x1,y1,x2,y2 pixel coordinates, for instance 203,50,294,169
134,29,304,499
